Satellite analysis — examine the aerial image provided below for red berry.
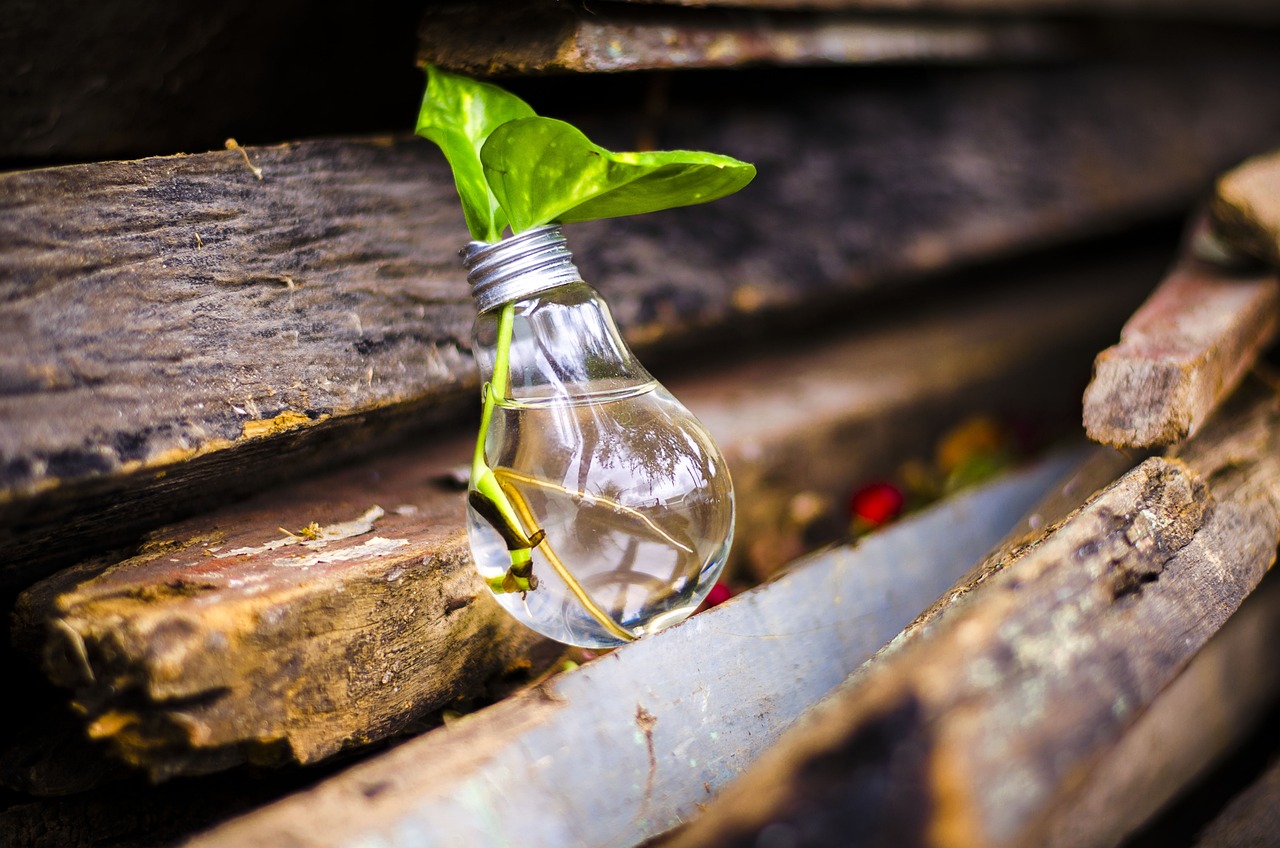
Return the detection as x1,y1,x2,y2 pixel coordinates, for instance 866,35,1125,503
703,582,733,608
695,582,735,615
849,481,905,526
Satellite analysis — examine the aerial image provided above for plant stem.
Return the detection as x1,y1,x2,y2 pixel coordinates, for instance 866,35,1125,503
471,302,527,559
471,301,636,641
500,481,636,643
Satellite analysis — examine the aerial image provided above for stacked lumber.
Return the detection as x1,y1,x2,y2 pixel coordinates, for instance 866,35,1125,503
9,58,1280,589
6,1,1280,846
668,381,1280,847
666,147,1280,848
7,250,1152,784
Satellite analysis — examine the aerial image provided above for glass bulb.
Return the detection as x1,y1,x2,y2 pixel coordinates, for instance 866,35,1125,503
461,227,734,648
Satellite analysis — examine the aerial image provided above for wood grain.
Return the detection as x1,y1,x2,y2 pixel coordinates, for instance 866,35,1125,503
1038,569,1280,847
1082,234,1280,449
666,380,1280,848
6,60,1280,589
614,0,1279,17
420,3,1074,73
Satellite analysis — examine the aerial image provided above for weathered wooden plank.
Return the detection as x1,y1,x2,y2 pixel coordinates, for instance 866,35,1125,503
420,3,1075,73
1209,148,1280,268
666,380,1280,848
6,60,1280,590
1037,569,1280,848
9,252,1153,780
885,444,1137,652
177,453,1080,848
616,0,1279,17
1082,226,1280,449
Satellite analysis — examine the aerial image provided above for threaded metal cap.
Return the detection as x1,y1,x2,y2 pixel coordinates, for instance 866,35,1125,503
460,225,584,313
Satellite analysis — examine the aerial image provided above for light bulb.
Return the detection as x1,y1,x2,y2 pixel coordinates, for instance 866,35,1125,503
460,226,734,648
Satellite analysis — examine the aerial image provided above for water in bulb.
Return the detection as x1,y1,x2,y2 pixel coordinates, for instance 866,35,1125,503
466,382,733,647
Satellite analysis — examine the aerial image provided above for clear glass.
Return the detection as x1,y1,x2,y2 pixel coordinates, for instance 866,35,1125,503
467,283,734,648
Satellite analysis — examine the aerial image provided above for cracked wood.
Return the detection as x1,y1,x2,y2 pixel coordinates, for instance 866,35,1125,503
174,456,1078,848
667,379,1280,848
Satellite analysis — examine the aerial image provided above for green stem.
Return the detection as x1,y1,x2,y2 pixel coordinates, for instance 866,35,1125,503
471,303,531,584
472,301,515,481
468,301,635,641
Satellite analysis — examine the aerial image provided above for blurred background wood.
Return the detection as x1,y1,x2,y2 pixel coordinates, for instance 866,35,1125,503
1210,148,1280,268
611,0,1279,15
419,3,1078,73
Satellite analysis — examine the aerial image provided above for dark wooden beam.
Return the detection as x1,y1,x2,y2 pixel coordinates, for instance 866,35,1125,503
613,0,1279,17
420,3,1077,74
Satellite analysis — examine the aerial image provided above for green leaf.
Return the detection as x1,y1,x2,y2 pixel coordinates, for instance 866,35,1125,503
415,64,536,241
480,117,756,234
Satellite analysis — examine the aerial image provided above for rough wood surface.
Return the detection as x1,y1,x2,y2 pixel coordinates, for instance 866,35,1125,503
176,456,1077,848
6,61,1280,591
666,380,1280,848
1082,229,1280,449
1209,148,1280,268
420,2,1073,73
8,255,1153,781
883,444,1137,655
1038,569,1280,848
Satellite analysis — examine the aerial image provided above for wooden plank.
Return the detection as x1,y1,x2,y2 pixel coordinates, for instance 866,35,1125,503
666,379,1280,848
8,252,1154,781
858,449,1280,848
1037,569,1280,848
1209,148,1280,267
420,3,1076,73
614,0,1280,17
177,453,1081,848
1082,225,1280,449
6,60,1280,590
